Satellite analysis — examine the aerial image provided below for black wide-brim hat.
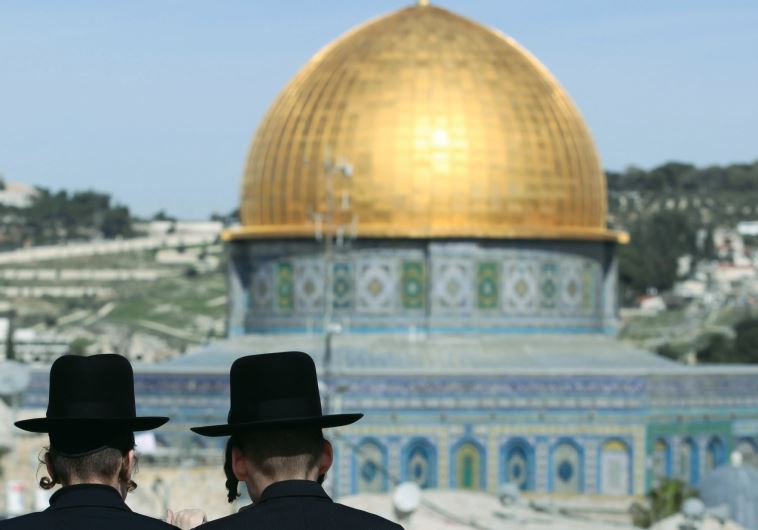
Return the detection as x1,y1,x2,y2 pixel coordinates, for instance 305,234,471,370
191,351,363,437
15,354,168,434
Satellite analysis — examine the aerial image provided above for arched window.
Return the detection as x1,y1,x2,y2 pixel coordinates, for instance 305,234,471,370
652,438,671,481
501,439,535,491
550,439,583,493
402,439,437,489
678,438,699,485
452,440,485,490
355,439,388,493
599,439,632,495
705,437,726,473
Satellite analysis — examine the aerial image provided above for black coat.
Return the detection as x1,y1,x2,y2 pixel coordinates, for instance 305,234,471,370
0,484,177,530
198,480,403,530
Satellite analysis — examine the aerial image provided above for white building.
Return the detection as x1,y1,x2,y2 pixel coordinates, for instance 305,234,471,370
0,181,37,209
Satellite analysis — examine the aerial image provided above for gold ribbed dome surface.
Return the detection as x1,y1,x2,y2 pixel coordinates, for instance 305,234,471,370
229,4,619,241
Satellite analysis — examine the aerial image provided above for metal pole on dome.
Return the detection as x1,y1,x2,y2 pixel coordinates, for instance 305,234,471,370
319,151,355,416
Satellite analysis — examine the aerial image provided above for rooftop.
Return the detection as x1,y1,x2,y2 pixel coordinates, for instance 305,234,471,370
339,489,636,530
155,333,685,375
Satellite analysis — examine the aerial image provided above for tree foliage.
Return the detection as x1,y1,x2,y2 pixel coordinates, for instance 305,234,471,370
608,161,758,193
695,318,758,364
696,332,734,364
610,160,758,300
630,479,698,528
733,318,758,362
0,188,134,249
617,210,697,302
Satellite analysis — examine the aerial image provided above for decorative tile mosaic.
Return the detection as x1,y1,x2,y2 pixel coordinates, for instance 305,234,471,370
477,262,499,310
356,440,388,493
242,243,609,330
551,441,582,493
583,262,595,313
275,262,294,311
250,262,274,310
505,444,531,490
406,444,435,488
454,441,484,490
294,260,324,313
432,259,474,312
332,262,354,310
599,440,631,495
540,261,559,311
502,258,539,315
357,260,396,313
560,260,583,314
401,261,426,310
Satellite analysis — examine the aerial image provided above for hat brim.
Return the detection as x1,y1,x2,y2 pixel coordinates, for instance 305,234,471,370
190,413,363,437
15,416,169,434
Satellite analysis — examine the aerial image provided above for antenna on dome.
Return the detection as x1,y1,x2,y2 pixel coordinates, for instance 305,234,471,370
316,150,357,422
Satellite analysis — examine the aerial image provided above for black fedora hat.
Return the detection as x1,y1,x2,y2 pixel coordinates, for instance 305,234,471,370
191,351,362,437
15,354,168,434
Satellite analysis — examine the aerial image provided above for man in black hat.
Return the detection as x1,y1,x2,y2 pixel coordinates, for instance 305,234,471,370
0,354,179,530
191,351,402,530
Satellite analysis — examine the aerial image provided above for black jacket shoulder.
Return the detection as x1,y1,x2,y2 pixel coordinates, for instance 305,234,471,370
0,484,177,530
201,503,402,530
331,502,404,529
0,510,177,530
199,480,402,530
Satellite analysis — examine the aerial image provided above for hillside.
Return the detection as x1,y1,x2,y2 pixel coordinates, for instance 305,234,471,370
608,161,758,302
0,242,226,363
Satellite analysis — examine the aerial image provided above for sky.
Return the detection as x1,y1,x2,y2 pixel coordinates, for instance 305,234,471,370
1,0,757,219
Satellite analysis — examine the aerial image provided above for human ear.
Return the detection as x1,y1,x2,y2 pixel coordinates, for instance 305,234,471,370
125,449,136,478
318,439,334,476
231,445,250,481
44,452,54,480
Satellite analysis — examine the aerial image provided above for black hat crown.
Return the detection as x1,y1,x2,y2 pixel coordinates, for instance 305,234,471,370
15,354,168,434
192,351,362,437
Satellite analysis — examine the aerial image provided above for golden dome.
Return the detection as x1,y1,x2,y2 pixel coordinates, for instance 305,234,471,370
228,3,621,242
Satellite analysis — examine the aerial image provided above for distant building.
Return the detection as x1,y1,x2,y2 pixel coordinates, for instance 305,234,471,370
713,264,756,288
0,180,37,209
714,227,751,266
674,279,707,300
9,328,68,365
698,453,758,530
638,295,667,314
737,221,758,237
133,220,223,238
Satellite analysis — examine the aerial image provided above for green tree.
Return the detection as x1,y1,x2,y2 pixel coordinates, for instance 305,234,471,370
694,319,758,364
657,343,686,362
9,187,134,246
101,205,133,238
152,210,176,222
696,332,734,363
618,210,696,299
69,337,93,356
733,318,758,363
630,479,698,528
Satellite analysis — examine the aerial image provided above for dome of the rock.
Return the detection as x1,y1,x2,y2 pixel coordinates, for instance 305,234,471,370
228,3,619,242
